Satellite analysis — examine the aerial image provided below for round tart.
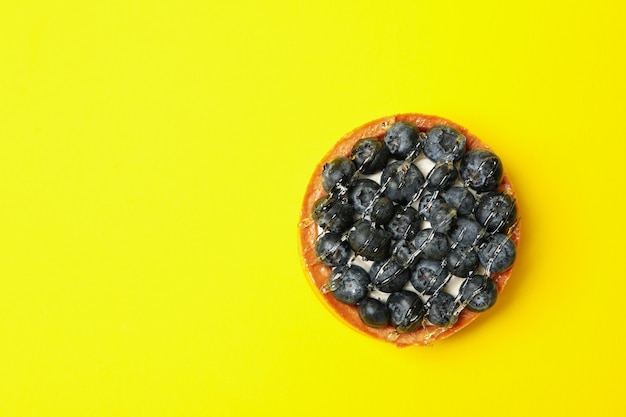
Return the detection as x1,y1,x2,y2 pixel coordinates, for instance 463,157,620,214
298,114,520,347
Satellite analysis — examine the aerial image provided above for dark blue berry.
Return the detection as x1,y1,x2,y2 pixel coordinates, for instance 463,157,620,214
426,292,459,327
475,192,517,233
347,219,391,261
413,229,450,260
418,192,446,220
428,203,457,234
386,206,420,240
478,233,516,273
459,149,503,192
391,239,419,269
381,161,425,204
410,258,448,295
383,122,422,160
322,156,356,194
459,275,498,312
424,125,466,162
386,290,424,333
426,160,458,191
348,179,380,214
315,232,351,267
442,186,476,216
449,217,483,248
328,265,370,305
370,196,395,225
358,298,389,328
446,246,479,277
370,259,410,293
351,138,389,174
311,195,354,233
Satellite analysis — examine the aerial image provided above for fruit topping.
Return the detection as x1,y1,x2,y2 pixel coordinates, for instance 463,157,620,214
321,156,356,194
413,229,450,260
357,297,390,328
381,161,425,205
424,125,466,162
351,137,389,174
328,265,371,305
369,196,395,225
426,160,458,191
477,233,517,274
347,219,391,261
426,292,460,327
410,259,448,296
442,186,476,216
311,195,354,233
475,192,517,234
417,192,446,220
369,259,410,293
449,217,483,249
446,246,479,278
459,149,503,192
459,275,498,312
386,206,421,240
314,232,352,267
427,203,457,234
387,290,424,333
383,121,422,160
390,239,419,269
348,179,381,214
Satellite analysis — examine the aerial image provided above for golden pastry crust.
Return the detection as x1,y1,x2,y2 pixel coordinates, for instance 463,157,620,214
298,113,520,347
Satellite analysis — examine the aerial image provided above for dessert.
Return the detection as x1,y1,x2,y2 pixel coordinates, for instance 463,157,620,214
298,114,520,347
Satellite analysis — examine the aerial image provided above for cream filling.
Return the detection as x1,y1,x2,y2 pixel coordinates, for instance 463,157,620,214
319,153,488,326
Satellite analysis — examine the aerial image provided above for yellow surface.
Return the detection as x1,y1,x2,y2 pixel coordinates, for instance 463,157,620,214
1,1,624,416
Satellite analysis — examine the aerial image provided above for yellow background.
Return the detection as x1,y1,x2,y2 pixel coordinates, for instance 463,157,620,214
1,1,624,416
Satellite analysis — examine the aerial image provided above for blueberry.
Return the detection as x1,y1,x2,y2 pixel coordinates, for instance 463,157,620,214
410,258,448,295
424,125,466,162
459,275,487,302
478,233,516,273
428,203,457,234
370,259,410,293
386,290,424,333
391,239,418,269
381,161,425,204
322,156,356,194
449,217,483,249
328,265,371,305
351,138,389,174
315,232,352,267
446,246,479,278
426,292,459,327
475,192,517,233
347,219,391,261
311,195,354,233
383,121,422,159
348,179,381,214
358,298,389,328
459,275,498,312
386,206,420,240
442,186,476,216
417,192,446,220
459,149,503,192
413,229,450,260
370,196,395,225
426,160,458,191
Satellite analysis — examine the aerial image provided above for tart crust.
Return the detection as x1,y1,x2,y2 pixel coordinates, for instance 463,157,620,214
298,113,520,347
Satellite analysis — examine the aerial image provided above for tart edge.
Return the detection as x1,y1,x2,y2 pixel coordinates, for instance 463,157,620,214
298,113,521,347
